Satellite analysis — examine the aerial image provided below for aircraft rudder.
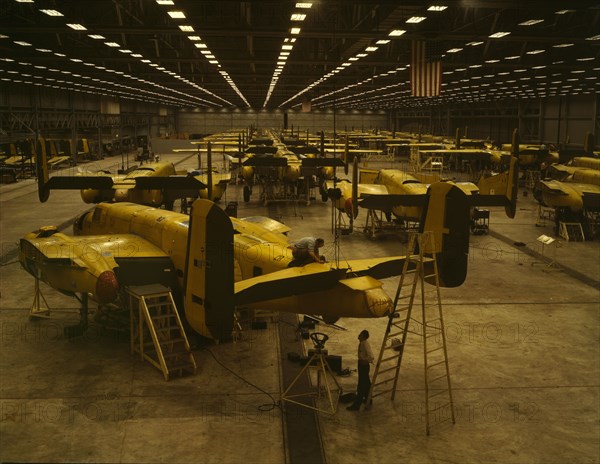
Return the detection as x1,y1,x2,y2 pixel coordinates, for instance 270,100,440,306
420,183,470,287
35,136,50,202
184,199,235,341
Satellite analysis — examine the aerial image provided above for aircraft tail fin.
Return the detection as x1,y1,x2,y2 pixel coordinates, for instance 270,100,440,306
35,137,51,203
419,183,471,287
184,199,234,341
476,154,519,218
584,132,595,154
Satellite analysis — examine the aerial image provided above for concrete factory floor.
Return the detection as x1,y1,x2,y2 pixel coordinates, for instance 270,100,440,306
0,150,598,464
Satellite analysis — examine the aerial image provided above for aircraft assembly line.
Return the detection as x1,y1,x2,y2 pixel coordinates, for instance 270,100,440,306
1,130,598,464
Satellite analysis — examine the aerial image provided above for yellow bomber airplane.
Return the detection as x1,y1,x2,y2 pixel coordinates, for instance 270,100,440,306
329,156,517,226
534,156,600,237
19,174,502,341
37,144,230,209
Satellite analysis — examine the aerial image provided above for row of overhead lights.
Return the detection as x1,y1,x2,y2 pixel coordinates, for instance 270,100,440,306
263,2,313,107
323,65,599,109
320,57,599,109
11,0,231,107
0,57,211,107
0,66,194,107
154,0,250,107
280,5,449,108
2,35,221,107
311,7,599,109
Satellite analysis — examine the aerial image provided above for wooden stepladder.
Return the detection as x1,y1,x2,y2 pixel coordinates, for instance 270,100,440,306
128,284,197,381
367,232,455,435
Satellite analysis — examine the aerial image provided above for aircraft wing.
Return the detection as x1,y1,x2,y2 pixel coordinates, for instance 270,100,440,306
133,175,206,190
234,254,410,305
338,256,408,279
536,179,571,195
359,194,428,211
45,174,206,191
20,232,171,303
234,265,348,305
46,175,115,190
301,158,346,167
243,156,288,167
238,216,292,235
23,233,169,261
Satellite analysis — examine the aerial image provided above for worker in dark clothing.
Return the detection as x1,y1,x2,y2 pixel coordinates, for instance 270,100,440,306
347,329,374,411
288,237,325,267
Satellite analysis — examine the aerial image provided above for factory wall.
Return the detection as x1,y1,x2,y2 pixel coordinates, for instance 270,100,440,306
393,94,599,147
175,108,389,136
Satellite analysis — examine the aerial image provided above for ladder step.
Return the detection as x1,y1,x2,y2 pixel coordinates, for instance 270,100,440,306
383,344,403,352
373,377,395,386
151,314,177,321
163,350,190,360
155,326,181,333
145,300,171,308
377,365,400,375
427,360,447,368
166,360,195,371
144,337,186,347
428,389,449,399
430,416,454,427
426,346,444,355
428,373,448,384
380,353,402,363
387,330,405,338
371,388,394,398
428,402,451,413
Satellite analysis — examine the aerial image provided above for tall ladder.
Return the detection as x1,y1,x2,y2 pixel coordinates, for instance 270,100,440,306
367,232,455,435
128,284,197,381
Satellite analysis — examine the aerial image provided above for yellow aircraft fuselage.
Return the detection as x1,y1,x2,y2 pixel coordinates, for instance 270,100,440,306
70,203,391,326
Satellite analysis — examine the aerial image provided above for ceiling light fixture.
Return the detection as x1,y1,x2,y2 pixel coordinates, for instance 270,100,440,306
519,19,544,26
39,9,63,16
489,32,511,38
167,11,186,19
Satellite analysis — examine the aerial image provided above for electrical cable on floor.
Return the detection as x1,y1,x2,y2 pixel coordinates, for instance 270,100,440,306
203,347,281,412
0,260,18,267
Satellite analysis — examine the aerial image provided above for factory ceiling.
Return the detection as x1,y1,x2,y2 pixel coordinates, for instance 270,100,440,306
1,1,599,111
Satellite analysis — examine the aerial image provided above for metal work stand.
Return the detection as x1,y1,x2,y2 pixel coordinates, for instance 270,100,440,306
281,332,342,415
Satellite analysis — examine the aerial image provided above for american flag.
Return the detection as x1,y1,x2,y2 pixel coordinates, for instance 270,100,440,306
411,40,442,97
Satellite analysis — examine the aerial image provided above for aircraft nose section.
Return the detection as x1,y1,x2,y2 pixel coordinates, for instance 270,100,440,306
96,270,119,303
